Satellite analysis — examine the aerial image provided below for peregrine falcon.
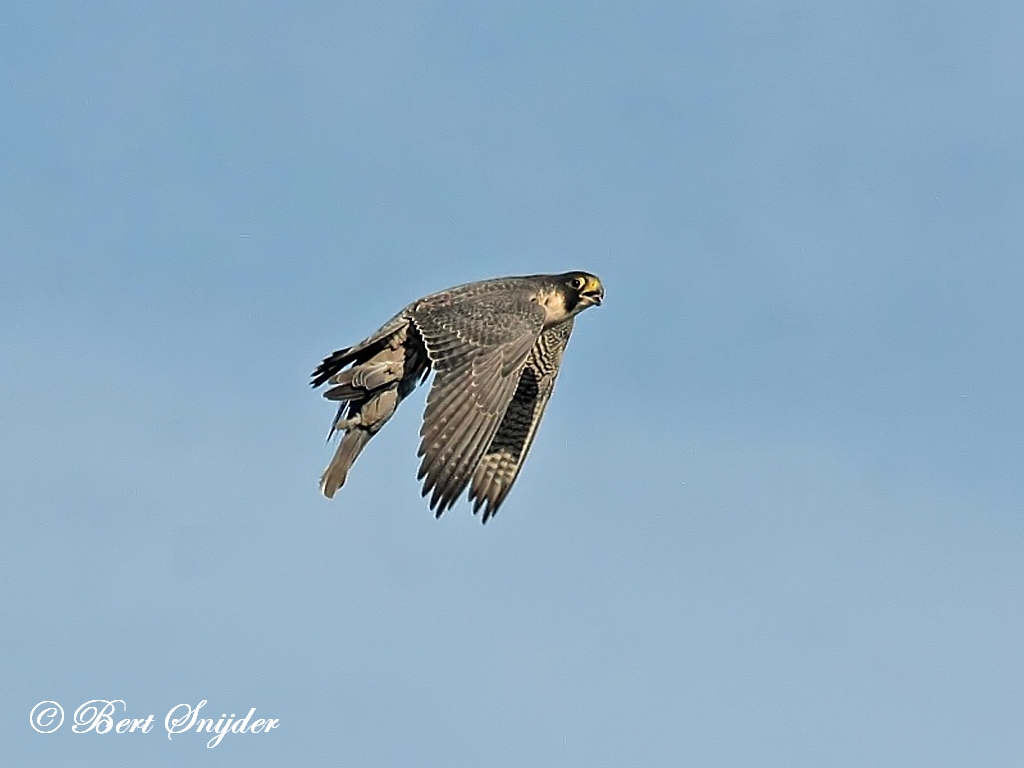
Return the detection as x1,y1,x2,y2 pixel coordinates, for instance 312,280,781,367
311,271,604,521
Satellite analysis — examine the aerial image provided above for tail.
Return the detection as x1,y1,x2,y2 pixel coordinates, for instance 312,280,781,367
320,428,373,498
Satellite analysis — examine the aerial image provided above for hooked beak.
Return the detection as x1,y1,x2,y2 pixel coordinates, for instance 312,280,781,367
580,285,604,306
580,275,604,307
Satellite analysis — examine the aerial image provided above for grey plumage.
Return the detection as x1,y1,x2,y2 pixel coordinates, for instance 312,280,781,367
468,319,574,521
311,271,604,520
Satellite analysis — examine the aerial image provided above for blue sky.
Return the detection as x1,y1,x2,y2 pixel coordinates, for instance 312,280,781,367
3,1,1023,765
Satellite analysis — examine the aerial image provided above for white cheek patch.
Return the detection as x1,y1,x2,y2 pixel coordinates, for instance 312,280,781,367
537,292,571,326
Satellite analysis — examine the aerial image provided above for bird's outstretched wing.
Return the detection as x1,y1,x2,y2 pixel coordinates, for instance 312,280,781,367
412,291,546,514
469,319,575,521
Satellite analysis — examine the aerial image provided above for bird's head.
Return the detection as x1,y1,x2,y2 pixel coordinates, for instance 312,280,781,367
561,271,604,312
533,271,605,326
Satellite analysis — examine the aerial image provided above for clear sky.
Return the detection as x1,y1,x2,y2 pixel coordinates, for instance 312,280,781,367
3,1,1023,765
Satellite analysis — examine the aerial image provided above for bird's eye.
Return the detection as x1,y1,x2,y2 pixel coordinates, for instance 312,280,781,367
571,276,586,290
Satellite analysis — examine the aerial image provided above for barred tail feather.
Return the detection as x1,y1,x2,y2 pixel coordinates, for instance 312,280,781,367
320,429,372,498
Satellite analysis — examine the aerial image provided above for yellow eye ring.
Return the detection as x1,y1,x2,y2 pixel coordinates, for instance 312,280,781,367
571,276,587,290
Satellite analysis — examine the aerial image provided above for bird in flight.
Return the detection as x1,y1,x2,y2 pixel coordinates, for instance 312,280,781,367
311,271,604,522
